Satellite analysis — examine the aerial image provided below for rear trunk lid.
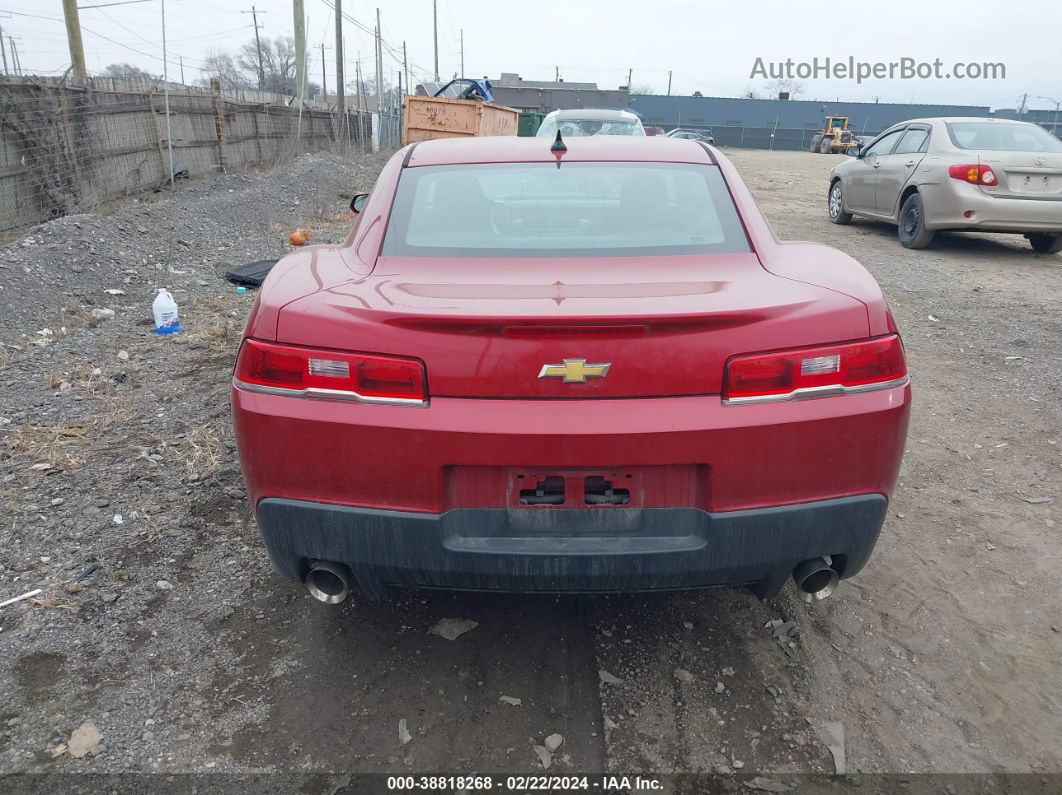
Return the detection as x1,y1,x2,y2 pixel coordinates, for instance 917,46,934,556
979,152,1062,199
276,255,870,398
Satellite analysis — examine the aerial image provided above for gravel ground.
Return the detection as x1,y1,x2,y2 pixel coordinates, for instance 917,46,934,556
0,148,1059,791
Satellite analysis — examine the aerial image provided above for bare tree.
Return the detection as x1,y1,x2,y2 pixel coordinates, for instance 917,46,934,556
199,49,250,88
629,83,656,95
763,78,804,99
238,36,298,95
103,63,157,79
346,75,401,110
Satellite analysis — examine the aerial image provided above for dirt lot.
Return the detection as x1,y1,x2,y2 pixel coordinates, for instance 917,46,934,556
0,148,1059,790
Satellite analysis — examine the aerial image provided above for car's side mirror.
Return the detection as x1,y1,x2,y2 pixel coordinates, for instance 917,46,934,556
350,193,369,214
850,146,863,158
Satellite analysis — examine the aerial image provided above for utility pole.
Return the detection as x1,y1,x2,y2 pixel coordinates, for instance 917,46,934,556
319,43,328,100
160,0,175,188
241,6,266,89
0,24,8,75
356,53,363,111
179,55,184,84
61,0,87,80
667,70,672,95
627,67,632,88
10,38,20,76
459,28,464,79
432,0,439,81
1038,96,1061,138
334,0,344,114
375,8,383,114
293,0,306,102
403,41,409,96
1018,93,1028,119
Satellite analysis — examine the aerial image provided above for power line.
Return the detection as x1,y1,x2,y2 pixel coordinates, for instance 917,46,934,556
77,0,155,8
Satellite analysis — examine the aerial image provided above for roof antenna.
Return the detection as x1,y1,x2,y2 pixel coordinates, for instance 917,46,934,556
551,130,567,169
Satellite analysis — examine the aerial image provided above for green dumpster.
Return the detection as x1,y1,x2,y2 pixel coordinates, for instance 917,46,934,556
518,111,544,137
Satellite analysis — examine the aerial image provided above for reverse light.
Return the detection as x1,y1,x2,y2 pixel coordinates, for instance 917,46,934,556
948,164,998,186
724,335,907,404
234,339,427,405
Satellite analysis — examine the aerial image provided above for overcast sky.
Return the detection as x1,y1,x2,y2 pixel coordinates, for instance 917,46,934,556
2,0,1059,110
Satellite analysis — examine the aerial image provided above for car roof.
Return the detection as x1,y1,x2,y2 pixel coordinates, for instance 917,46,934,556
406,135,713,166
544,109,639,121
887,116,1040,127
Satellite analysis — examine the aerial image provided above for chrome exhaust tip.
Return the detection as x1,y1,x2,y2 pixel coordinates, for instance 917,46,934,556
304,560,352,605
793,557,839,603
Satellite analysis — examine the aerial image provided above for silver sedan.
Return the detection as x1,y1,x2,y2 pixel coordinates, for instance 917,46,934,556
827,117,1062,252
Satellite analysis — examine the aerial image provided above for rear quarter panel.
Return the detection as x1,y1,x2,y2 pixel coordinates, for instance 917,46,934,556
716,151,892,336
246,146,413,340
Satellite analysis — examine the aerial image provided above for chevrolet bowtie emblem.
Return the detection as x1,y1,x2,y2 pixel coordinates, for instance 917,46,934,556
538,358,611,383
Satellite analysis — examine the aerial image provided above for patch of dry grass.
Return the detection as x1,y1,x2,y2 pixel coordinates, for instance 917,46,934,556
2,423,90,470
177,422,224,479
0,393,136,473
182,293,244,352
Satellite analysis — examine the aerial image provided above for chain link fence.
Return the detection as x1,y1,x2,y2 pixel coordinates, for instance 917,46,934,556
0,74,390,237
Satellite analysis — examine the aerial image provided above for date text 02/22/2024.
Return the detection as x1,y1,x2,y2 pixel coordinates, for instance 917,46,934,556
385,775,665,791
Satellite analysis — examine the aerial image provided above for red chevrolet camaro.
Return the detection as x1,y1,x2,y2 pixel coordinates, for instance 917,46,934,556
232,136,911,606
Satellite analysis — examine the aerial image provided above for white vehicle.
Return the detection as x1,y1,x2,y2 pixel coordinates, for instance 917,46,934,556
536,109,646,138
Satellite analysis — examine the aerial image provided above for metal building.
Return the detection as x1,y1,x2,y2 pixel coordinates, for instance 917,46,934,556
629,95,992,137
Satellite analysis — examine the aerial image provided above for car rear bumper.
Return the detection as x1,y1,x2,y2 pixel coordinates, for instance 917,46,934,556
233,385,910,514
921,182,1062,232
256,494,888,598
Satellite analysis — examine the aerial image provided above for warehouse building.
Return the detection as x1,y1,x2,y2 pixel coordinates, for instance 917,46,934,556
629,95,992,136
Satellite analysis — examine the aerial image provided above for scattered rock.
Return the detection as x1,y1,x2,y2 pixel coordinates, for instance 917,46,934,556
544,733,563,753
598,669,623,685
67,721,102,759
532,745,551,770
91,308,115,321
498,696,522,707
398,719,412,745
715,682,726,694
819,721,846,775
673,667,695,683
1023,496,1054,505
744,777,793,792
604,716,618,730
156,580,174,590
117,350,130,361
429,617,478,641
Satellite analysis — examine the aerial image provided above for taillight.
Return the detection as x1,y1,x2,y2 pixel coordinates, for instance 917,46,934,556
724,335,907,404
234,339,427,405
948,164,998,187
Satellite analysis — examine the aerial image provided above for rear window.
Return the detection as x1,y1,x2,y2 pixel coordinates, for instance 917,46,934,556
381,162,750,258
946,122,1062,152
537,118,645,138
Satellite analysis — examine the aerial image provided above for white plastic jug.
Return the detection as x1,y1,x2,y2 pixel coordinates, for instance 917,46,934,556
152,288,181,335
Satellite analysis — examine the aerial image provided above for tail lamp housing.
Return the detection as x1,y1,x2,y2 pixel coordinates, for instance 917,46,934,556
948,164,998,187
234,339,427,406
724,334,907,404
